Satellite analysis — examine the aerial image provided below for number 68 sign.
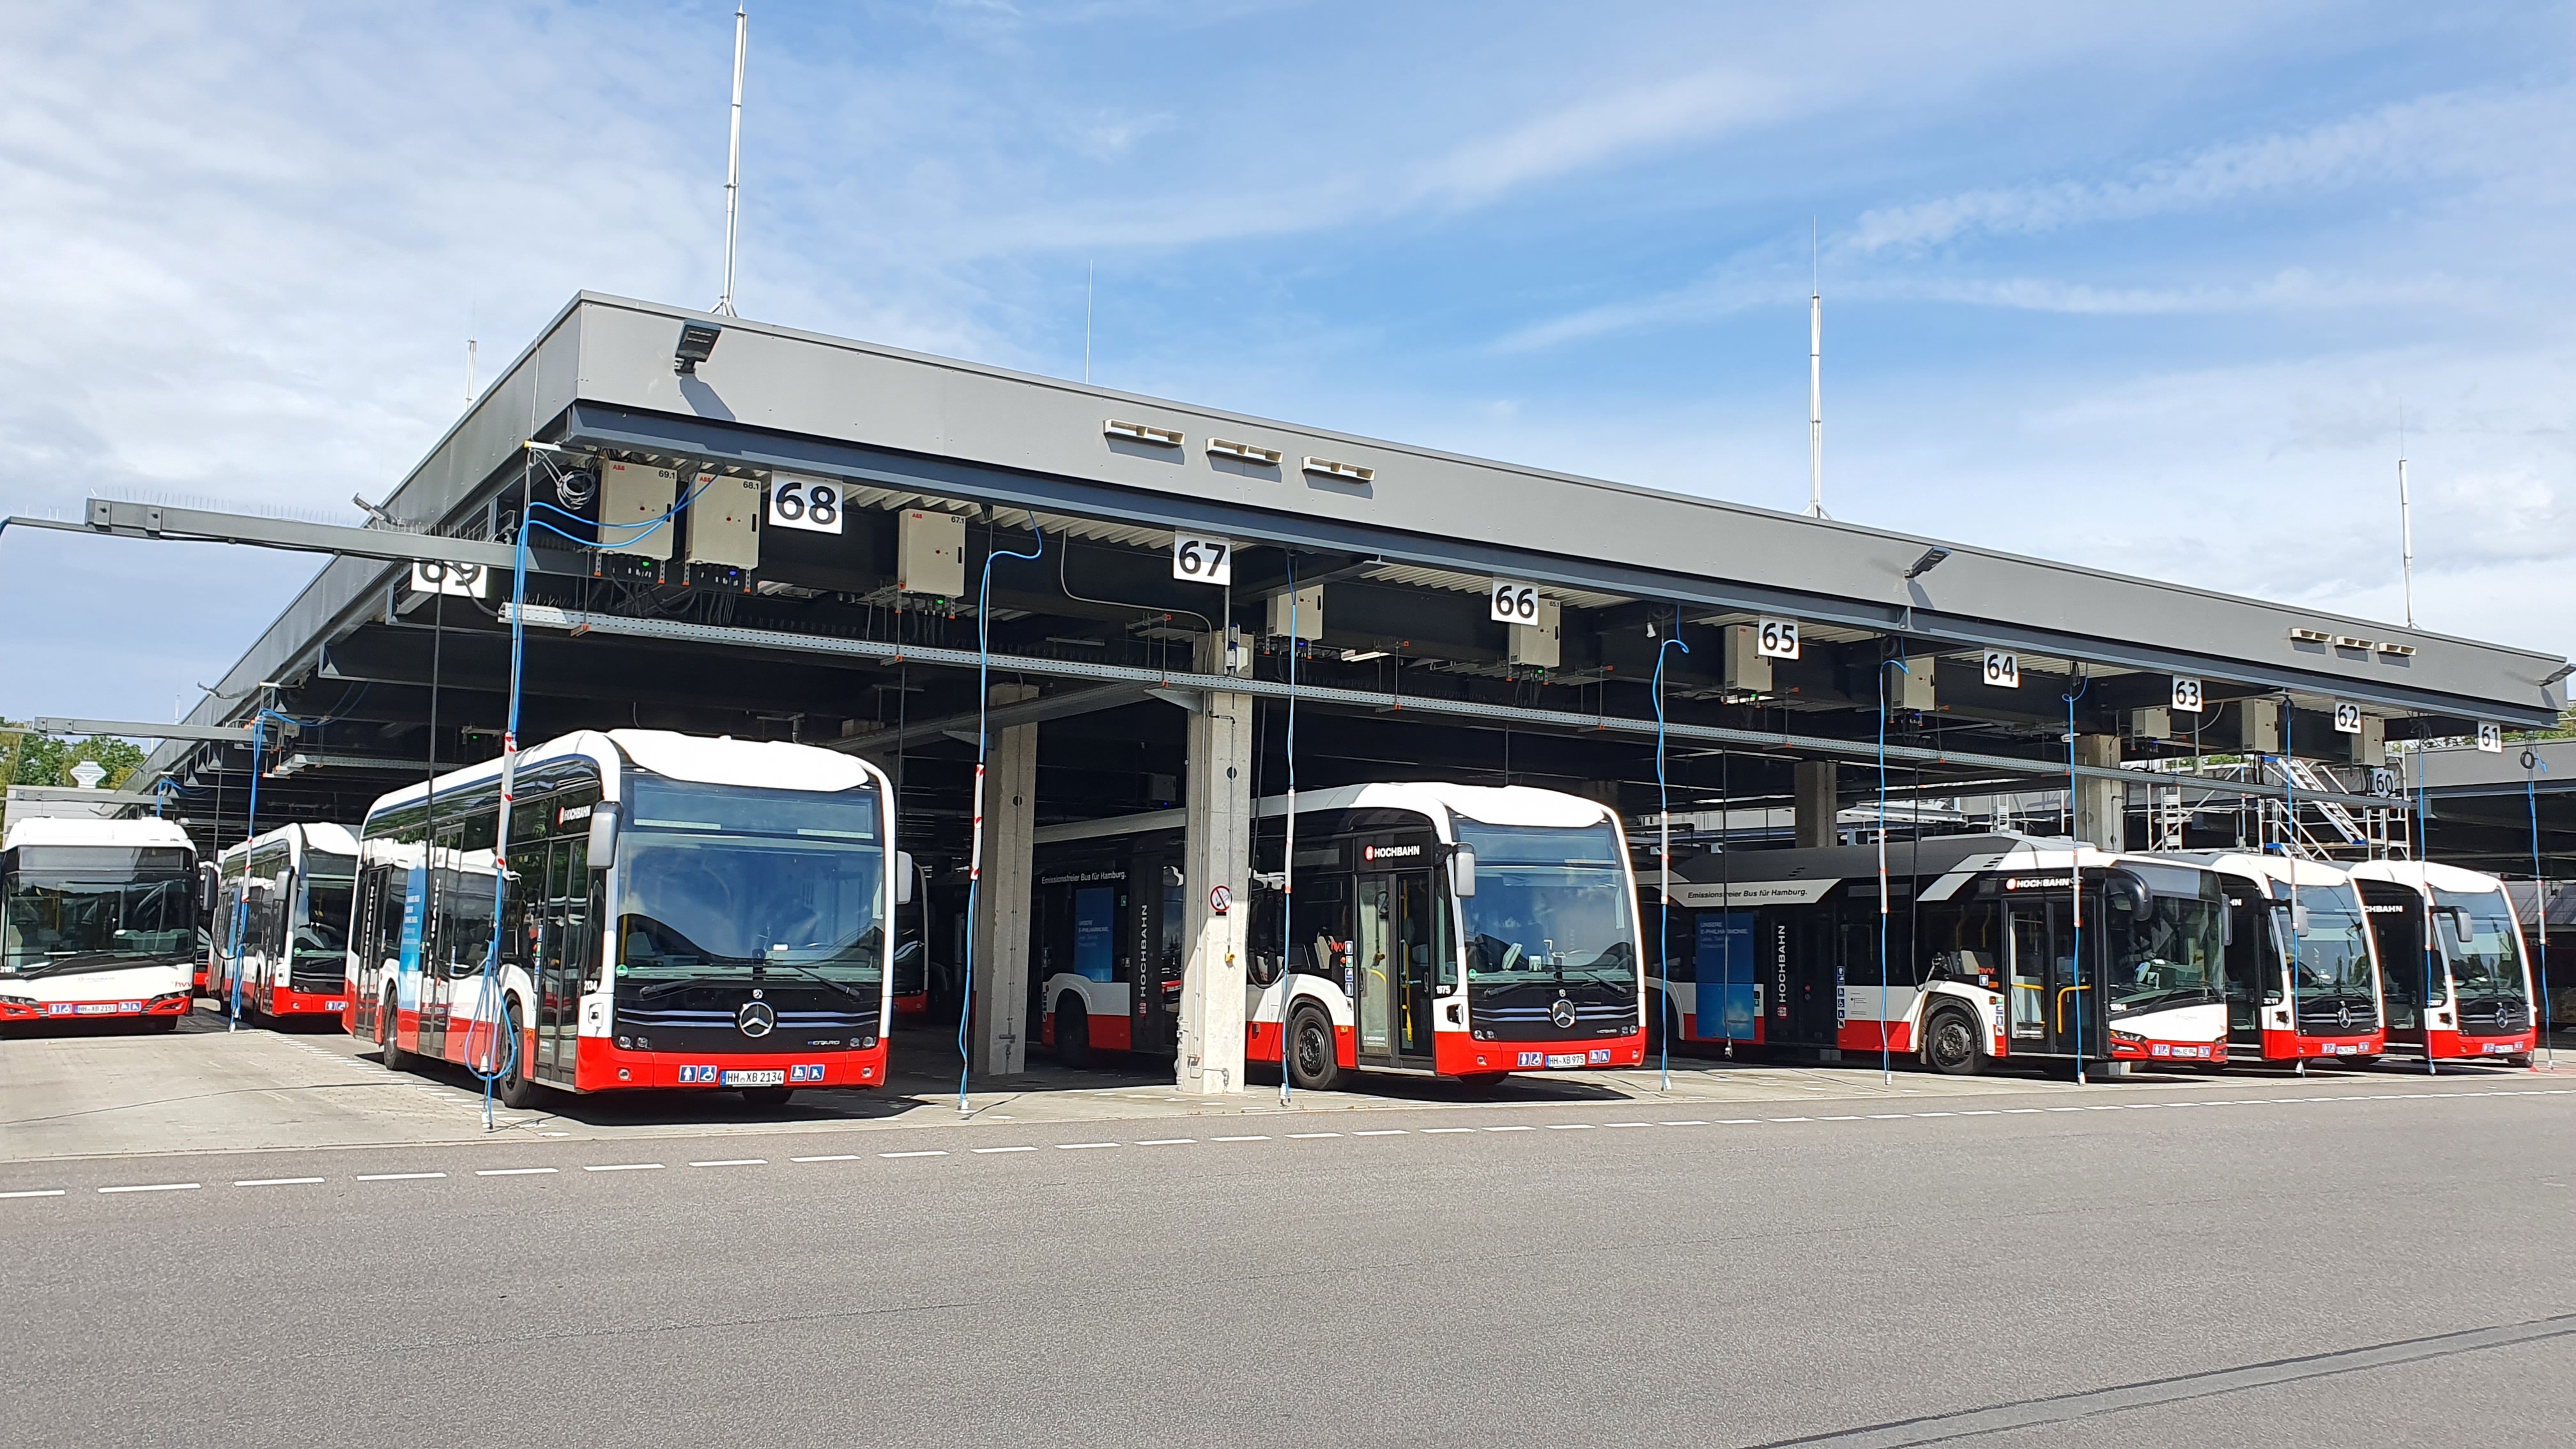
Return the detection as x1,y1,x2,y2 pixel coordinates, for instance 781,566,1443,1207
768,474,843,535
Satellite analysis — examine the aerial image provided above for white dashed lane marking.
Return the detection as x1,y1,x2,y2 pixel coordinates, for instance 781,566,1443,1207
10,1084,2567,1204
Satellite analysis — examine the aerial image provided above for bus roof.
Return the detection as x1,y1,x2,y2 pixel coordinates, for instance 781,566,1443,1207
2346,859,2510,895
1031,781,1616,848
218,820,362,866
2158,850,2358,891
363,728,886,819
1,816,195,855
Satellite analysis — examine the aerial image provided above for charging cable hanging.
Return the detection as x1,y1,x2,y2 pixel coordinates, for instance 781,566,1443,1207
1879,647,1906,1087
2414,744,2437,1077
960,513,1046,1114
1652,612,1689,1091
2062,668,2089,1085
1279,555,1301,1107
2526,750,2555,1070
471,450,707,1130
223,703,311,1032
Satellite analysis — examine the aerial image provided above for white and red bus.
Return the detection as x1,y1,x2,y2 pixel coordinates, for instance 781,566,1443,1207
208,822,359,1022
1031,783,1648,1087
349,728,907,1109
1644,832,2230,1075
2170,852,2386,1065
2348,859,2538,1066
1,816,199,1031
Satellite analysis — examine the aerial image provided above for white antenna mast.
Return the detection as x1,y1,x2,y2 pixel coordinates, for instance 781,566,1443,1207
2398,406,2415,627
714,3,747,318
1084,263,1094,385
466,335,477,404
1807,220,1826,519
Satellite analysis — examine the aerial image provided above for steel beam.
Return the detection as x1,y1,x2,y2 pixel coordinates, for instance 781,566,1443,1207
30,717,268,743
505,604,2398,811
7,500,560,572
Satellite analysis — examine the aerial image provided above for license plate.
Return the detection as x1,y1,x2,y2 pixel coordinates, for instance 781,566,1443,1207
2487,1045,2510,1054
722,1070,787,1087
1544,1052,1586,1069
74,1003,121,1016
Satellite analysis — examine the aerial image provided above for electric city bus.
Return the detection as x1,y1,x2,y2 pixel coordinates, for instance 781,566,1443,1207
348,729,907,1108
1,816,199,1031
1030,783,1648,1087
1643,832,2229,1075
2348,859,2537,1066
208,822,359,1022
2166,852,2386,1065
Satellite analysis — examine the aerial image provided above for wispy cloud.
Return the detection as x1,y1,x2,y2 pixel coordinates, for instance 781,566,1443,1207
1411,66,1797,205
1849,84,2565,253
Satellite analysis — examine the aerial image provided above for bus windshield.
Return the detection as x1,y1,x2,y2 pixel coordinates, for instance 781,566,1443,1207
2276,892,2376,997
2098,878,2225,1012
2435,890,2527,1003
1453,820,1636,984
2,848,197,975
616,777,886,992
298,852,356,970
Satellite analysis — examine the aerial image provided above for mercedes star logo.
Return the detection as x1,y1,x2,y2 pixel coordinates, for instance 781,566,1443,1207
2336,1004,2353,1031
737,1001,777,1038
1549,997,1577,1030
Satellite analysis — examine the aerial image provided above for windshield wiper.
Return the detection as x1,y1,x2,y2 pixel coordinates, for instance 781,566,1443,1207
19,953,162,979
761,960,880,1008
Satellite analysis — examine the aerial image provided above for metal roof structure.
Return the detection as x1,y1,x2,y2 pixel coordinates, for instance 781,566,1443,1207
126,292,2568,848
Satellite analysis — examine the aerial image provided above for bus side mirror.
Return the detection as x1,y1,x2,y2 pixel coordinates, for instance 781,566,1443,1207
895,851,916,906
585,802,620,866
1450,847,1476,899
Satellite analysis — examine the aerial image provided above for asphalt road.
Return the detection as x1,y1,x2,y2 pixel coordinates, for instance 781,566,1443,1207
8,1078,2573,1447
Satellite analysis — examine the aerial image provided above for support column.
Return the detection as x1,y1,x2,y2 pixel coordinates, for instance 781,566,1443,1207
2071,734,2124,852
970,683,1039,1078
1794,759,1838,848
1176,631,1253,1095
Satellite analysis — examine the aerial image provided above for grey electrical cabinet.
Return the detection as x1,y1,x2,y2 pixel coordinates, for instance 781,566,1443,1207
1268,584,1323,641
897,509,966,597
599,460,678,561
1508,597,1561,669
684,473,762,570
1721,624,1772,693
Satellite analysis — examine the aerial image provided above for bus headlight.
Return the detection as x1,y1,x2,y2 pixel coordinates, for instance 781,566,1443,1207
1,993,36,1010
2110,1030,2146,1049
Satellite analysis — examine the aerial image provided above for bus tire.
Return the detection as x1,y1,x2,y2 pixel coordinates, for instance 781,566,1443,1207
148,1013,180,1033
1055,997,1094,1069
378,989,407,1072
2506,1054,2534,1069
739,1087,795,1110
1922,1004,1982,1077
496,1001,540,1110
1287,1003,1347,1092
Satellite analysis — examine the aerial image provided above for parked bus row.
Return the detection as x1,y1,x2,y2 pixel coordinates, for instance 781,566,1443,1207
1636,834,2540,1075
10,728,2537,1105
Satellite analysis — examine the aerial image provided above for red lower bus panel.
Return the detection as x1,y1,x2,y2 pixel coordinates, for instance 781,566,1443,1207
1434,1031,1644,1076
1837,1021,1915,1054
567,1032,888,1091
2255,1027,2386,1061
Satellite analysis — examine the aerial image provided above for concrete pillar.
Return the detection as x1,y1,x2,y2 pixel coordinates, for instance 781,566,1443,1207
1176,631,1254,1095
970,683,1039,1077
2071,733,2124,852
1794,759,1838,848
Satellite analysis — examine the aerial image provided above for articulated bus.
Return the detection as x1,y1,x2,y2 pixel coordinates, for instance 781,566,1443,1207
1,816,199,1031
1031,783,1648,1088
2169,852,2386,1065
2347,860,2538,1066
1643,832,2230,1075
349,729,906,1108
208,822,359,1022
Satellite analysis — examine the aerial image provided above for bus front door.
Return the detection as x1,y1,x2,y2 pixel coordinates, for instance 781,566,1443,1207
535,838,592,1084
1355,868,1437,1070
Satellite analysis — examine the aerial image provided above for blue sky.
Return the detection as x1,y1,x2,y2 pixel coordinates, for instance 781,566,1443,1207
5,1,2574,724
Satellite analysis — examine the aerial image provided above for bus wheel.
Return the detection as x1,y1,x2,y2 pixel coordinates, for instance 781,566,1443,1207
1923,1006,1982,1077
739,1087,795,1110
496,1002,540,1110
378,990,407,1072
1287,1004,1347,1092
148,1013,180,1033
1455,1072,1508,1095
2506,1054,2535,1069
1056,997,1094,1069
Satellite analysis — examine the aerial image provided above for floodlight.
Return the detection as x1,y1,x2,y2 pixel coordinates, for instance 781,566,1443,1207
1903,546,1952,579
674,321,723,376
